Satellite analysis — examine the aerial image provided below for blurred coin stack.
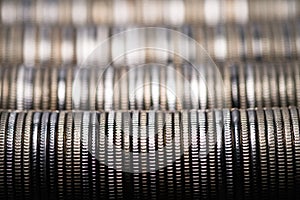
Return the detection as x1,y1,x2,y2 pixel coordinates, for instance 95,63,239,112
0,0,300,200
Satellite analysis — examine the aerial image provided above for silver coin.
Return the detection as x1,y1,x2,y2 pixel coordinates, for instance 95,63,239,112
165,111,175,197
273,108,287,198
222,62,232,108
251,24,263,59
198,110,208,198
50,68,58,110
14,112,25,199
293,62,300,107
223,109,234,199
189,110,200,198
132,111,141,198
56,111,66,199
229,63,239,108
16,65,25,110
268,64,279,106
277,63,287,107
6,112,16,198
42,68,50,109
247,109,258,198
32,112,41,199
246,63,255,107
119,67,129,110
254,63,263,107
48,112,58,199
256,109,268,198
107,111,116,199
240,109,251,199
81,112,90,199
173,111,181,198
231,108,243,199
181,110,191,198
98,112,106,197
215,109,225,198
151,65,160,110
104,67,114,110
89,112,98,199
115,111,123,199
39,112,49,199
2,68,9,109
140,111,149,198
285,63,296,106
72,112,81,198
8,66,17,109
38,26,51,64
282,108,294,192
25,66,34,109
238,63,247,108
143,67,151,110
0,112,7,198
207,109,216,199
261,63,271,107
292,107,300,193
33,67,42,109
23,111,32,199
265,108,277,198
57,68,67,110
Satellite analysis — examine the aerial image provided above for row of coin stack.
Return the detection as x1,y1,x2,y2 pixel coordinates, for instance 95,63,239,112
0,0,300,199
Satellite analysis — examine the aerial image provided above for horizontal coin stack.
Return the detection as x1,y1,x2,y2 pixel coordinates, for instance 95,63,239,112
0,1,300,200
1,23,300,64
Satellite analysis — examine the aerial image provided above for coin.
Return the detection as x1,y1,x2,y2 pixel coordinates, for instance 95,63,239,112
71,112,80,198
273,108,287,199
198,110,208,198
115,111,123,199
98,112,107,198
140,111,149,198
14,112,25,199
56,111,65,199
265,108,277,199
0,112,7,198
48,112,58,199
247,109,259,198
292,107,300,194
89,112,98,199
206,109,216,199
189,110,200,198
39,112,49,199
282,107,295,195
223,109,234,199
8,66,17,109
256,109,268,199
107,111,116,199
240,109,251,199
6,112,16,198
231,108,243,199
81,112,90,199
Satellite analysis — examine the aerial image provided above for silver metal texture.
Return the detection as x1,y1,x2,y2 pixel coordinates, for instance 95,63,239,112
0,108,298,199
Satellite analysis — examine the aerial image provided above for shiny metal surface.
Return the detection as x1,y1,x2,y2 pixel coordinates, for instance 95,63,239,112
0,62,299,110
0,108,298,199
0,0,298,26
0,23,299,64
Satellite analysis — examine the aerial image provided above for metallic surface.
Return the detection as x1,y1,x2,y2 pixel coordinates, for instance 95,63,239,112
0,108,298,199
0,62,299,110
0,23,300,64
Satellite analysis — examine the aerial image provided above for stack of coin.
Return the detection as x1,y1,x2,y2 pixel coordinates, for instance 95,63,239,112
1,0,300,199
0,108,299,199
0,62,299,110
0,23,300,64
1,0,298,26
